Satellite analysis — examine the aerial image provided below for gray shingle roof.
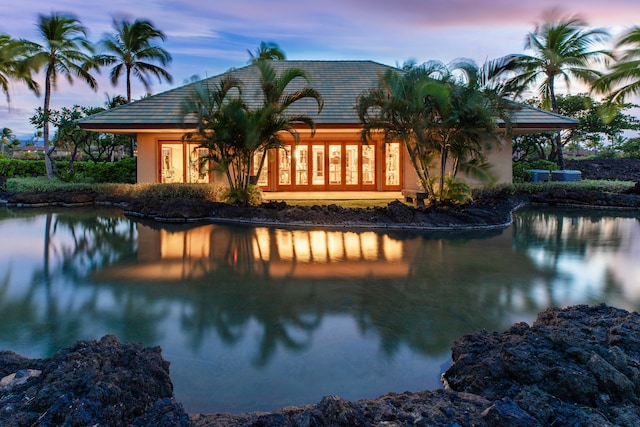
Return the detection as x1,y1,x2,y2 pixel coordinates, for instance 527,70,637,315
78,60,577,132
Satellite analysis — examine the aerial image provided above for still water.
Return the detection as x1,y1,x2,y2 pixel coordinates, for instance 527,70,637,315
0,206,638,413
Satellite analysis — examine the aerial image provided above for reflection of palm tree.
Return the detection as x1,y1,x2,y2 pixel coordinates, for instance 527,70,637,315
176,226,323,366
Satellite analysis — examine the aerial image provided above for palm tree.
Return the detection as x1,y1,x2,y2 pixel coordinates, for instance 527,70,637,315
184,60,323,204
28,12,98,178
248,41,285,64
0,127,20,154
357,60,503,203
497,10,612,169
251,60,323,182
99,18,172,103
593,26,640,103
0,34,39,103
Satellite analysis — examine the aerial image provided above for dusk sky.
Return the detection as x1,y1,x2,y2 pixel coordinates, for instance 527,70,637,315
1,0,640,139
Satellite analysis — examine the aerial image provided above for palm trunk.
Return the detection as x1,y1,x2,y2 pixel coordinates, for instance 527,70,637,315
549,81,565,170
43,66,54,179
439,141,448,202
126,69,135,156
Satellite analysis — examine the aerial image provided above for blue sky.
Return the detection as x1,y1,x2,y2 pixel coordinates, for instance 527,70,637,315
1,0,640,139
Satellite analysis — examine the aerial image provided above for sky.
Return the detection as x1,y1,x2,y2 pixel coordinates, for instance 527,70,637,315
1,0,640,140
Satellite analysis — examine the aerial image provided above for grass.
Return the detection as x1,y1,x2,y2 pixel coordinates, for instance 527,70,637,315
3,177,636,208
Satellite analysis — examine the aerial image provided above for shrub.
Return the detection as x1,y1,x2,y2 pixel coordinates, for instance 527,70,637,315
0,158,136,183
222,185,263,205
79,157,137,183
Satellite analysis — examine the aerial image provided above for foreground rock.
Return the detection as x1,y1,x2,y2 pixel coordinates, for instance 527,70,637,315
0,336,190,426
3,305,640,426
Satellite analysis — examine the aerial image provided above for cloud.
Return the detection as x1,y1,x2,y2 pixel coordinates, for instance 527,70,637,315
1,0,639,136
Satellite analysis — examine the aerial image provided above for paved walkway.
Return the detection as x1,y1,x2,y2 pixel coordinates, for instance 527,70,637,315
262,191,403,201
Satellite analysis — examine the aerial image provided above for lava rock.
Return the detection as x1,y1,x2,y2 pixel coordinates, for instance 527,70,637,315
0,335,190,427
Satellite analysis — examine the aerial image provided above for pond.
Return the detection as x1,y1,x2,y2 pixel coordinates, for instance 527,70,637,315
0,206,638,413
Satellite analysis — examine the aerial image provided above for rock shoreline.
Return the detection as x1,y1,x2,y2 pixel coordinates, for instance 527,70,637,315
3,305,640,426
1,183,639,232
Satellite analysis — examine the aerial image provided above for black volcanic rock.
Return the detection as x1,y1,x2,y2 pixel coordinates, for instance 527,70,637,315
4,306,640,426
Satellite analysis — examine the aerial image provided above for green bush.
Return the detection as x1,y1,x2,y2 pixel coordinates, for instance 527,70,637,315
79,157,137,183
4,176,96,192
512,160,559,183
222,185,263,205
0,159,46,178
0,158,136,183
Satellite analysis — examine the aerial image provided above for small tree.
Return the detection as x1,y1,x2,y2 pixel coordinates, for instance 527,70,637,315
357,60,504,203
183,60,323,204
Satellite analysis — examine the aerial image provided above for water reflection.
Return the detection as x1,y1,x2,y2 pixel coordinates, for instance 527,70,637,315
0,206,638,413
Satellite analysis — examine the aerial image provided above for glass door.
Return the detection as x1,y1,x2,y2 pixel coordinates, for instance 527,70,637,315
345,145,358,186
311,145,325,187
383,142,401,190
253,150,269,187
328,145,342,187
295,145,308,186
187,145,209,183
160,143,185,183
278,147,292,189
362,145,375,188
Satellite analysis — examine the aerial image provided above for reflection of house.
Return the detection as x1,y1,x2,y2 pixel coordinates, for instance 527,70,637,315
79,60,577,193
94,224,410,281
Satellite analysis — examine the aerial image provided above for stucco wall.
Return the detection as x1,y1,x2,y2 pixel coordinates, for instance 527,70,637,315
400,135,513,192
136,134,160,183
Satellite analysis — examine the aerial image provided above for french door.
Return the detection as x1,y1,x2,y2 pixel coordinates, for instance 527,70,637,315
275,142,383,190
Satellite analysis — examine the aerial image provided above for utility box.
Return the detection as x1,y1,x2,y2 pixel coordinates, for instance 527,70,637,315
551,170,582,182
526,169,550,182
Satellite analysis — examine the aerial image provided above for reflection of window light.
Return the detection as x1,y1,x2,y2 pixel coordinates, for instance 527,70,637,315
327,232,344,261
293,231,311,262
252,228,270,261
161,230,184,258
344,232,361,260
310,231,328,262
276,230,294,261
383,235,402,262
360,232,378,260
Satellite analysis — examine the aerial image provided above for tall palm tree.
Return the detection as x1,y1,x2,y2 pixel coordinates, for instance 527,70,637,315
0,34,39,103
248,41,285,64
593,26,640,103
497,11,612,169
28,12,98,178
99,18,172,103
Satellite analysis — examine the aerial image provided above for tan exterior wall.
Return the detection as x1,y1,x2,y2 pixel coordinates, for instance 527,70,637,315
137,134,159,183
400,135,513,192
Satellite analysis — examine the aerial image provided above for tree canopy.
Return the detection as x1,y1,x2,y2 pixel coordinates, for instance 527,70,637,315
357,59,505,203
183,60,323,204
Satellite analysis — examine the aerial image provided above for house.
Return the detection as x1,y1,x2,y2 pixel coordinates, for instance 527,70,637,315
78,60,577,193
